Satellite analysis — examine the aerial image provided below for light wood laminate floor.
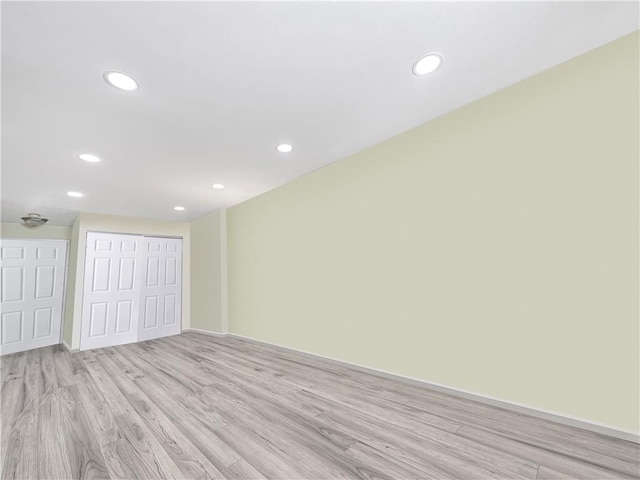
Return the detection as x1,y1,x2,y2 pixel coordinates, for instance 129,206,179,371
1,332,638,479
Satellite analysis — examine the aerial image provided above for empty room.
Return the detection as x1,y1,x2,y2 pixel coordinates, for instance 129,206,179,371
1,1,638,479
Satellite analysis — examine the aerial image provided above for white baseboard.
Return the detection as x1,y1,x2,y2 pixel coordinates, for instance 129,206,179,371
61,340,79,353
184,327,228,337
184,329,639,444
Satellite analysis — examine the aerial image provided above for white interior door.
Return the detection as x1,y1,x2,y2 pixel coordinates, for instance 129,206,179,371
81,232,142,350
0,239,67,355
138,237,182,341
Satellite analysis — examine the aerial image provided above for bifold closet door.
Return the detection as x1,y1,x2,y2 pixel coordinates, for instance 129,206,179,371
81,233,142,350
138,237,182,341
0,239,67,355
81,232,183,351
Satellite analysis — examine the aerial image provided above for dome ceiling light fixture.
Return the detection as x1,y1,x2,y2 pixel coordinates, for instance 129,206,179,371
21,213,49,228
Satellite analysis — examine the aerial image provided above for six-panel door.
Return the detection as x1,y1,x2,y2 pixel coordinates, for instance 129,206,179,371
138,237,182,341
0,239,67,355
81,233,143,350
81,232,183,351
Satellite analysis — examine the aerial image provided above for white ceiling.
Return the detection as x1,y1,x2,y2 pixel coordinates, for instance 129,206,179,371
2,1,638,226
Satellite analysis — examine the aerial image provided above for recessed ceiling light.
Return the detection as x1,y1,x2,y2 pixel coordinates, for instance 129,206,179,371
104,71,139,91
174,206,185,211
211,184,225,190
78,153,101,163
276,144,293,153
66,191,84,198
412,53,443,76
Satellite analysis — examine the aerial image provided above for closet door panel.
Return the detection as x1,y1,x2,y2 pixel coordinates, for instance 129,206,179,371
80,233,142,350
80,233,182,350
0,239,67,355
138,237,182,341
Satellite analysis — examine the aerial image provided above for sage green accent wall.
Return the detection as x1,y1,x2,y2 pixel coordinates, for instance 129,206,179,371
62,218,80,347
190,209,227,332
1,222,72,240
65,212,190,350
228,32,639,432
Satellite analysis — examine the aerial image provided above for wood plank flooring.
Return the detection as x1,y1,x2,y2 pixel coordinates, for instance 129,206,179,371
1,332,638,479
